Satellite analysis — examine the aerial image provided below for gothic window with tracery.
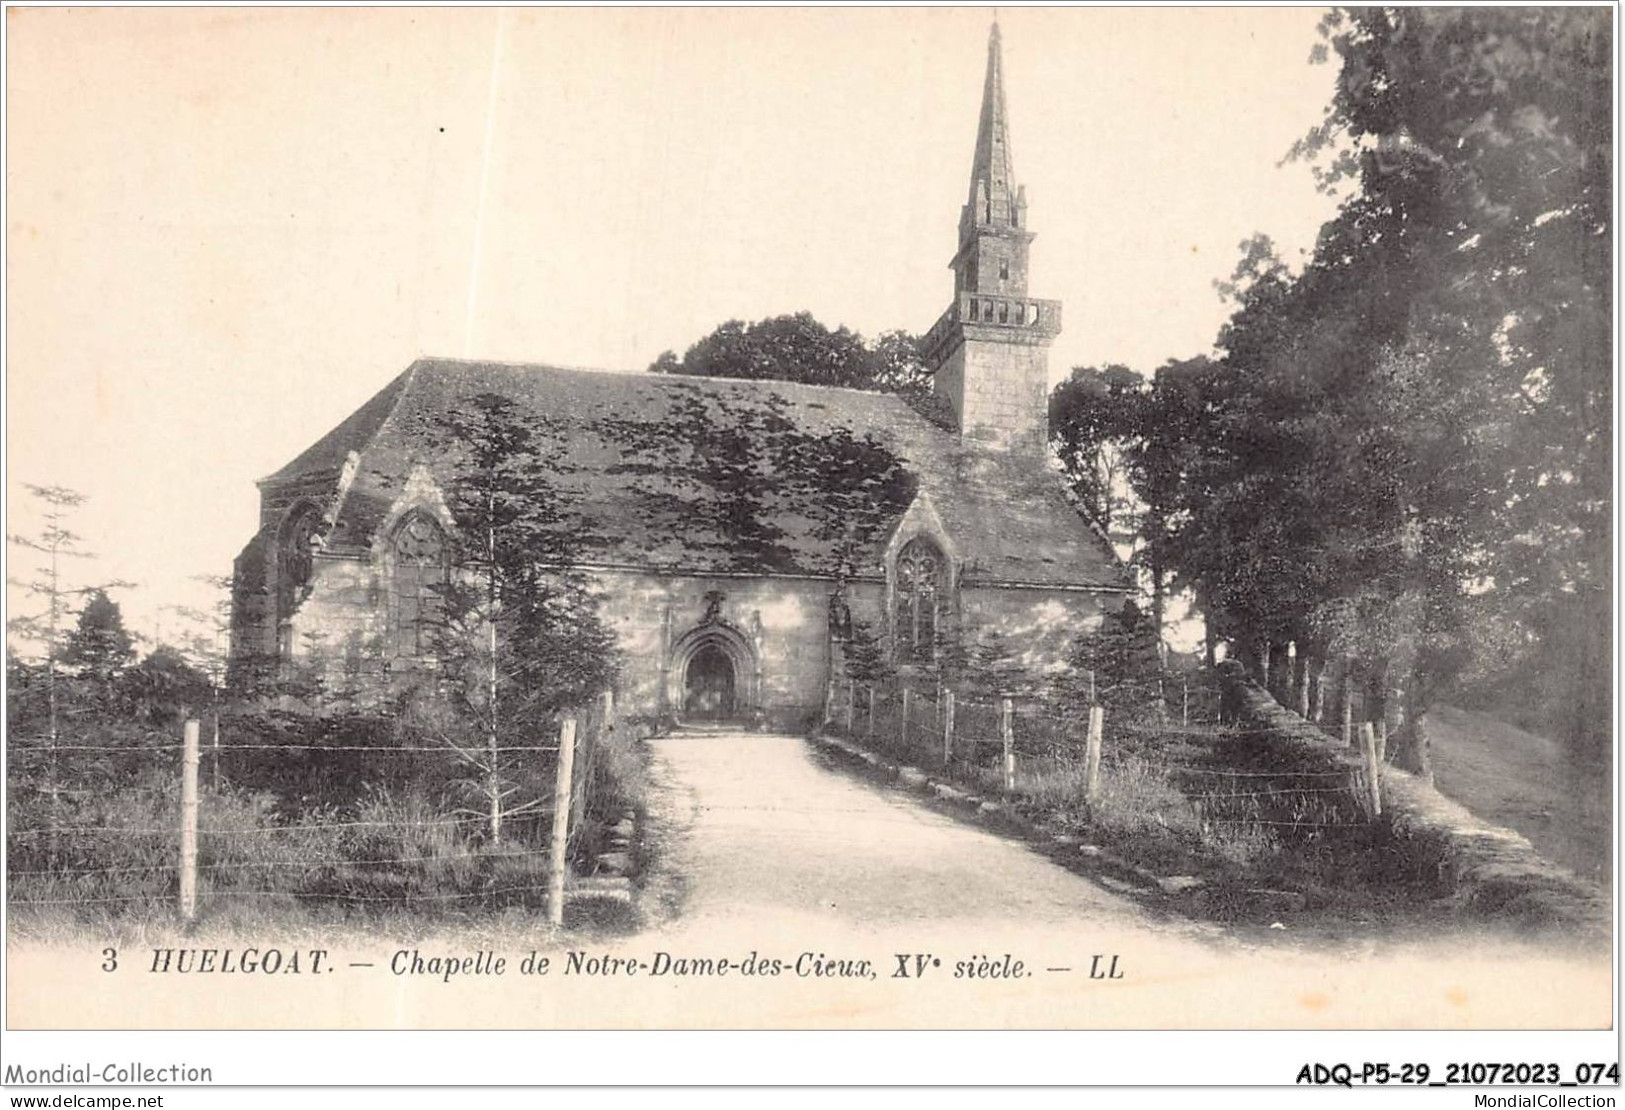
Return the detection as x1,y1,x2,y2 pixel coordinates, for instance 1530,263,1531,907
391,512,448,658
277,505,322,628
895,537,945,663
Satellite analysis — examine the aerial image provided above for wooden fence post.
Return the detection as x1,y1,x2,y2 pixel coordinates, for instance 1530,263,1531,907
901,686,912,744
866,686,876,737
548,716,578,928
1359,721,1383,818
179,719,200,926
845,678,855,732
1376,717,1388,765
1087,669,1096,705
1181,677,1189,727
942,689,955,766
1085,705,1104,803
601,687,615,731
1000,697,1015,792
1341,660,1354,749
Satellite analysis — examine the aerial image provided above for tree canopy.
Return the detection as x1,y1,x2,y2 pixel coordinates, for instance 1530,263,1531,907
651,312,936,397
1048,7,1611,770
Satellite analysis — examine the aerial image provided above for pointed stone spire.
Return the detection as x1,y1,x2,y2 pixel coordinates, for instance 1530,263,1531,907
963,20,1018,236
923,19,1061,455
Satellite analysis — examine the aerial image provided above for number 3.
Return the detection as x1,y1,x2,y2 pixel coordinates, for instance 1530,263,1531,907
101,948,118,972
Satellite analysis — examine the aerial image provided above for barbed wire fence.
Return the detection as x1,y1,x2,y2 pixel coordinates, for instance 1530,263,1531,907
823,667,1386,835
7,694,620,927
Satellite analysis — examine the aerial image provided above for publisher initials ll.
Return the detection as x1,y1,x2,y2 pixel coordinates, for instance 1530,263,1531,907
1089,955,1124,980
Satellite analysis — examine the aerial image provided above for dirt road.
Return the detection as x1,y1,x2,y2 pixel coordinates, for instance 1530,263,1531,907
644,731,1162,933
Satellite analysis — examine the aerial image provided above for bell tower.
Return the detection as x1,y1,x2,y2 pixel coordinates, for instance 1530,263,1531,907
921,22,1061,453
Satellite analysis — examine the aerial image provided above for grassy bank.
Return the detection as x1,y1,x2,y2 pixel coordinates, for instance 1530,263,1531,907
823,706,1446,931
7,715,651,937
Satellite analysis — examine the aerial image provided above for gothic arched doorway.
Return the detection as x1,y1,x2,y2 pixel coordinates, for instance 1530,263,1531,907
684,643,736,721
668,622,758,724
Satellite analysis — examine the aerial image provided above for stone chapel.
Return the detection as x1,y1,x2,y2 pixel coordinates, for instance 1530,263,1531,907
228,24,1133,727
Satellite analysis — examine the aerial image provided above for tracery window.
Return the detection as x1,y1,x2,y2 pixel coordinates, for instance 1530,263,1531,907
895,537,945,663
391,512,448,658
277,505,322,625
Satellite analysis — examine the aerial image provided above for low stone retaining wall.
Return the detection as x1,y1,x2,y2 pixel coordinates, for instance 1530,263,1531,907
568,806,640,917
1221,669,1609,938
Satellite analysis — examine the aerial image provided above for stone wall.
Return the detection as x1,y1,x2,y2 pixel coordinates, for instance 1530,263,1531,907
953,336,1050,452
282,552,390,694
245,545,1121,731
959,585,1108,674
589,567,852,730
1220,664,1609,937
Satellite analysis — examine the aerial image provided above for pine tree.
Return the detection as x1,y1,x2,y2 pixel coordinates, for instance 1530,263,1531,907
416,392,619,843
965,630,1029,700
929,612,972,691
7,486,136,727
6,485,133,847
841,619,892,685
840,619,893,737
62,588,136,690
1062,601,1164,719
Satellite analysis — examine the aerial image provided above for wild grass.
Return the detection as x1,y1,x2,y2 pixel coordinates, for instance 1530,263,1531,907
823,696,1439,919
8,714,652,934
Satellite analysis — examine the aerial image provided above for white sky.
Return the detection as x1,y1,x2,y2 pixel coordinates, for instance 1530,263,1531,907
6,7,1341,647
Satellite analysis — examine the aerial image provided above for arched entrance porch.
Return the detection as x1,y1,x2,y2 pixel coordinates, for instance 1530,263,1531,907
667,623,759,725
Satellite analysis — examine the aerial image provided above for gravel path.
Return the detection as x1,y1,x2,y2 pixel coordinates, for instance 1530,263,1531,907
645,731,1161,931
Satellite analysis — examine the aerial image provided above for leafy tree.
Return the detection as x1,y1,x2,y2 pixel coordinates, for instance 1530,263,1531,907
1048,364,1144,539
1117,9,1612,778
866,329,934,396
652,313,934,398
1049,357,1219,644
1287,7,1610,772
120,645,213,725
1048,11,1610,778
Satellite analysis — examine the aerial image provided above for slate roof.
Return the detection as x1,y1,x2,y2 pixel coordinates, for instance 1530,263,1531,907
258,358,1129,591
